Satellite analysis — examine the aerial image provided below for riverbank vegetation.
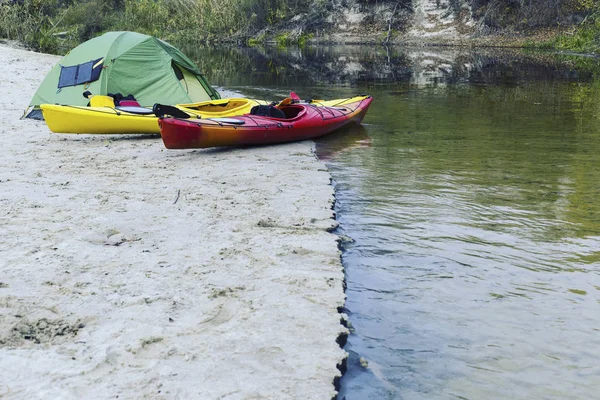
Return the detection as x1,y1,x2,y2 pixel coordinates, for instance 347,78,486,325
0,0,598,55
0,0,328,53
553,4,600,54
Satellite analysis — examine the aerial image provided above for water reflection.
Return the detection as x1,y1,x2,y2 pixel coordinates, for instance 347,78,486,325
315,124,372,161
181,44,597,95
181,43,600,399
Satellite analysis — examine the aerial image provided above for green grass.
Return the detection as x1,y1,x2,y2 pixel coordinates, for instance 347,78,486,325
553,9,600,54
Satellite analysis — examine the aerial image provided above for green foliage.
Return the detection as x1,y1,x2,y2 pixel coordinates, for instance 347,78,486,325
297,33,314,48
122,0,169,37
0,0,125,53
275,32,291,47
0,0,65,52
553,5,600,54
247,33,266,47
473,0,592,29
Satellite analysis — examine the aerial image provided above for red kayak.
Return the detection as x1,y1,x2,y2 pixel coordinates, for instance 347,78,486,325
158,95,372,149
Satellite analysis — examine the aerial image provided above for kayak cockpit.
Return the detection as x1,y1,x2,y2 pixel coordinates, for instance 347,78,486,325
277,105,306,120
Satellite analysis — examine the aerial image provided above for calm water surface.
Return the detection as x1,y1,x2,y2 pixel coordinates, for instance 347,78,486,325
186,45,600,399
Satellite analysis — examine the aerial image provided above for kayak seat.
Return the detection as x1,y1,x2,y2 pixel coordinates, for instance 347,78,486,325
250,105,286,119
119,100,141,107
109,93,140,107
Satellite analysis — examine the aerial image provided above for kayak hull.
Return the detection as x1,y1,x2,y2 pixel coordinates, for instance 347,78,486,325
41,104,160,134
159,96,372,149
40,98,268,134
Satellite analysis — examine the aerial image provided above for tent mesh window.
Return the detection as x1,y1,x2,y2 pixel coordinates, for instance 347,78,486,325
58,57,104,88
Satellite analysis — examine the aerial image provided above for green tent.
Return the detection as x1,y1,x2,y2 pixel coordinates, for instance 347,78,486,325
27,31,220,118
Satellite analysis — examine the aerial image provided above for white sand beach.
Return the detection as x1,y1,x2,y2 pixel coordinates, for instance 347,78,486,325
0,44,347,399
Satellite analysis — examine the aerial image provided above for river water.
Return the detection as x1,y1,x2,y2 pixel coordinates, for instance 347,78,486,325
185,45,600,399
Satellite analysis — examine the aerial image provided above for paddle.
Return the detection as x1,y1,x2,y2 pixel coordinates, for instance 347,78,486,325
277,97,293,107
276,91,304,107
152,103,191,119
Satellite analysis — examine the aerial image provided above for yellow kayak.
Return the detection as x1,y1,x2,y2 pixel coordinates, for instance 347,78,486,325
40,98,269,134
175,95,371,116
305,96,371,108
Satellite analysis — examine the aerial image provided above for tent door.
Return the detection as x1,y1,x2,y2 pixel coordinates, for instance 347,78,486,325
172,63,212,102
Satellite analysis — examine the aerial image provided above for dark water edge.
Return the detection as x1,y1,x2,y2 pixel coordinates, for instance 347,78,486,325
183,44,600,399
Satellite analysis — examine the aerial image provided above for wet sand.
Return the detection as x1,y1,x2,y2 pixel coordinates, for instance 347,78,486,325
0,44,346,399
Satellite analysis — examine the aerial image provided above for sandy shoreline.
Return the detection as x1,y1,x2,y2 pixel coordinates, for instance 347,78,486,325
0,45,346,399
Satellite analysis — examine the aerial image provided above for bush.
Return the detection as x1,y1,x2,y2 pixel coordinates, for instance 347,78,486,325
473,0,591,29
554,11,600,53
0,0,64,52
